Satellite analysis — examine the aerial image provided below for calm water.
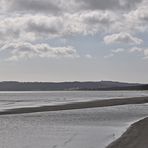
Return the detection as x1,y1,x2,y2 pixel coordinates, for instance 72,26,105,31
0,91,148,148
0,91,148,110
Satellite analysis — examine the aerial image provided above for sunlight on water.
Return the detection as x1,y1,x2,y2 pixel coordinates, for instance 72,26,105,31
0,91,148,148
0,91,148,110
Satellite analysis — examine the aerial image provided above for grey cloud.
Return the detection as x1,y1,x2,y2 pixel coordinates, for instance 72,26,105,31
0,15,65,42
1,42,78,61
74,0,142,11
27,22,59,35
2,0,143,15
82,11,116,25
132,0,148,22
0,0,147,61
26,17,63,37
5,0,62,14
0,12,118,43
123,0,148,32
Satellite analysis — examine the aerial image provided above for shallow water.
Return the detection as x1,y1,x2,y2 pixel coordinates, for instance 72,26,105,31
0,91,148,110
0,104,148,148
0,91,148,148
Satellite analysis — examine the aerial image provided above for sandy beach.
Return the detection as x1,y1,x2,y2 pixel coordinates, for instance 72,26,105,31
107,117,148,148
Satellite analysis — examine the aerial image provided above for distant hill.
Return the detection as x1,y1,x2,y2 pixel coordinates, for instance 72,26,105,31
0,81,147,91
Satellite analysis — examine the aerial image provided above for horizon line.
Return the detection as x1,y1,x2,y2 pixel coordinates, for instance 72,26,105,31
0,80,145,84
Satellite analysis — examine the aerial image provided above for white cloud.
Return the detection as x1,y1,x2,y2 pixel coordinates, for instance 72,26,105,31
0,42,78,61
110,46,148,59
104,48,124,59
0,11,119,43
85,54,92,59
0,15,65,42
104,53,114,59
112,48,125,53
104,32,143,45
129,47,144,52
81,10,117,34
82,11,116,25
143,49,148,58
123,0,148,32
0,0,148,61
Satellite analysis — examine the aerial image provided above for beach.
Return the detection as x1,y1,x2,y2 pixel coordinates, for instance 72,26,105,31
107,117,148,148
0,91,148,148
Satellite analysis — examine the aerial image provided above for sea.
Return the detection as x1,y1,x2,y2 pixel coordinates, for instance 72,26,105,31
0,90,148,110
0,91,148,148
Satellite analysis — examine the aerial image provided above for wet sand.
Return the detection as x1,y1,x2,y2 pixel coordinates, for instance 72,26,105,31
0,100,148,148
107,117,148,148
0,96,148,115
0,96,148,148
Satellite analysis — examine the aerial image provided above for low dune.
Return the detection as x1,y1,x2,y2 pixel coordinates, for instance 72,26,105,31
106,117,148,148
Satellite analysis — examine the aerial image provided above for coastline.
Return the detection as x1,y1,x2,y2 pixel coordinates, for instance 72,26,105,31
106,117,148,148
0,95,148,148
0,96,148,115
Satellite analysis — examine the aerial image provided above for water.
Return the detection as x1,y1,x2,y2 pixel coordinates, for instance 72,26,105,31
0,90,148,110
0,91,148,148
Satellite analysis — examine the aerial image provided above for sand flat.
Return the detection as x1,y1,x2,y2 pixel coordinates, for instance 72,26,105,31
107,117,148,148
0,96,148,115
0,96,148,148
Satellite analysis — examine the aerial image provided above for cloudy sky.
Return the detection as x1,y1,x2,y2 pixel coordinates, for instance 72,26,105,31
0,0,148,83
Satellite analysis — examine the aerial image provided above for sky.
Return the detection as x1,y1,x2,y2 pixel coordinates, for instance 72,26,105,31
0,0,148,83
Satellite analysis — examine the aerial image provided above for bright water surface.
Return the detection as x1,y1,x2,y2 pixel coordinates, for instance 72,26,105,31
0,91,148,110
0,91,148,148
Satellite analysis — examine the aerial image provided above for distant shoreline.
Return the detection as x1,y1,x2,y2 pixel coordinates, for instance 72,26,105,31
0,89,147,92
0,81,147,91
0,96,148,115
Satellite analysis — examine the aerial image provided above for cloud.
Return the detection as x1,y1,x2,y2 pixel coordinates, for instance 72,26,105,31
129,47,148,58
85,54,92,59
104,32,143,45
123,0,148,32
0,1,146,42
104,48,124,59
2,0,62,14
112,48,125,53
0,11,119,62
0,11,119,43
130,47,148,58
82,10,117,26
129,47,144,52
74,0,142,11
0,0,147,61
1,0,142,15
0,42,78,61
109,46,148,59
0,14,71,42
144,49,148,58
26,15,64,38
72,10,118,35
104,53,114,59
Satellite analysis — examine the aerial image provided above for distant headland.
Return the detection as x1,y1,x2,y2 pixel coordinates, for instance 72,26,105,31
0,81,148,91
